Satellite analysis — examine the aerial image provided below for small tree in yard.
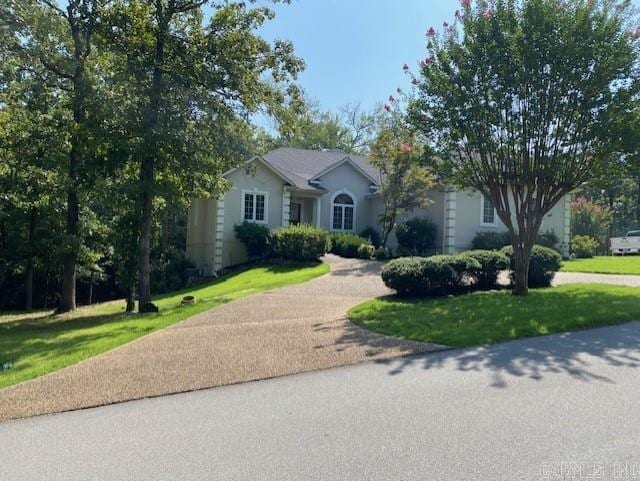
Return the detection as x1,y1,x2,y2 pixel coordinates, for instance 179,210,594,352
370,125,434,248
409,0,638,295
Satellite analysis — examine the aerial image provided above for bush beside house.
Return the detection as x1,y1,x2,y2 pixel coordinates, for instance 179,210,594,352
571,235,598,258
271,225,331,261
502,245,562,288
471,231,510,250
234,222,272,258
382,245,560,297
330,233,369,258
395,217,437,255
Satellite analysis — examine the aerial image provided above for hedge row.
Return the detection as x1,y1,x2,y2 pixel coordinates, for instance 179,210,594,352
382,246,561,297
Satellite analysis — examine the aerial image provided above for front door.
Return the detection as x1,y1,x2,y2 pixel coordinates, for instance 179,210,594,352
289,202,301,225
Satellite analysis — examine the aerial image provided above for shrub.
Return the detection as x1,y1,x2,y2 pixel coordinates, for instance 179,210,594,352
357,244,375,259
359,226,382,248
536,229,560,251
373,246,391,260
234,222,272,258
571,235,598,258
395,217,437,255
571,196,612,253
271,224,330,261
462,250,510,288
330,233,368,258
429,254,482,288
381,257,456,297
502,244,562,288
471,231,511,250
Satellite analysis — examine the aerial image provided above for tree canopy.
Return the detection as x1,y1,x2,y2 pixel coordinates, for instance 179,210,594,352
409,0,639,294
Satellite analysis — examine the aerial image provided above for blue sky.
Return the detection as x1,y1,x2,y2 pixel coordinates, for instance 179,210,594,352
258,0,467,114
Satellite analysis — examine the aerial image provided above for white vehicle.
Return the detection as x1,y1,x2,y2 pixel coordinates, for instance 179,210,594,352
609,230,640,255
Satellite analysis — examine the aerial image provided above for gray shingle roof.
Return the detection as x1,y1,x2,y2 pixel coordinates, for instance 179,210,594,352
262,148,380,190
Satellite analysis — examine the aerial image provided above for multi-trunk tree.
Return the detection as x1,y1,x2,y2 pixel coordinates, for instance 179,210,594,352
410,0,638,295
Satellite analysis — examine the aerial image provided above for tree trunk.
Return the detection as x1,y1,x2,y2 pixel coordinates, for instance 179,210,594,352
24,261,33,311
59,187,79,312
126,285,136,313
137,15,168,310
512,240,532,296
138,165,154,307
87,273,93,305
24,208,36,310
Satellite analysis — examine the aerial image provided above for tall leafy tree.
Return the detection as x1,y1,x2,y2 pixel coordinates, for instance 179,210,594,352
104,0,303,309
410,0,638,295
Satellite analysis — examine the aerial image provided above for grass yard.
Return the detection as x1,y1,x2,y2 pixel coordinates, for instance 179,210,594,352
561,255,640,275
349,284,640,348
0,262,329,389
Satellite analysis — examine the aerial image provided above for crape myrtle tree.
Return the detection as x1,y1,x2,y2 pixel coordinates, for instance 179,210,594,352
409,0,639,295
104,0,304,310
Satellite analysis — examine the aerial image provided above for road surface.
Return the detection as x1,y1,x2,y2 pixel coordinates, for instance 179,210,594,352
2,323,640,481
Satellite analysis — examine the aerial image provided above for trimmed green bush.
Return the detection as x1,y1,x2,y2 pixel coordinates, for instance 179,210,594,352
471,231,511,250
234,222,272,258
462,249,510,288
571,235,598,258
271,224,330,261
359,226,382,248
537,229,560,251
502,244,562,287
357,244,375,260
330,233,368,258
395,217,437,255
373,246,391,261
381,257,456,297
429,254,482,288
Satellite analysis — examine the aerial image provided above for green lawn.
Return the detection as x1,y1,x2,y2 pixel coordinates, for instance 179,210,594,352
349,284,640,348
561,255,640,275
0,262,329,389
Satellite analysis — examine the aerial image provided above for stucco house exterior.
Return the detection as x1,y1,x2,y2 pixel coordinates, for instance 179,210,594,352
186,147,571,274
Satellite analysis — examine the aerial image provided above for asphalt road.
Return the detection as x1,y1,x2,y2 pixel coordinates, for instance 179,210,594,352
2,323,640,481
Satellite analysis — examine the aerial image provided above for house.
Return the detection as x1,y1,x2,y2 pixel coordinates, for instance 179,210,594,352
186,147,571,274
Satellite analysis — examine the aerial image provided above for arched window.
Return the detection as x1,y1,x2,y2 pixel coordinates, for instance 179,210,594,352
332,192,355,231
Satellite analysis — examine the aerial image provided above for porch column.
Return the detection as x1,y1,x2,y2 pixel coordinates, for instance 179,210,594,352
282,187,291,227
443,190,457,254
314,197,321,227
563,194,571,258
213,196,225,272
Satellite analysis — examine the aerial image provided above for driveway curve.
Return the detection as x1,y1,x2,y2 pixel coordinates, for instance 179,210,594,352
0,255,443,422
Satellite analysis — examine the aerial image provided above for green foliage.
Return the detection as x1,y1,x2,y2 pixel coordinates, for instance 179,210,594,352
234,222,272,258
373,246,391,261
428,254,482,288
471,231,511,250
409,0,637,294
570,197,612,253
330,233,368,258
271,225,330,261
350,284,640,348
571,235,599,258
370,125,434,246
357,244,375,260
536,229,560,252
395,217,437,255
502,245,562,288
381,257,456,297
461,250,510,289
359,226,382,248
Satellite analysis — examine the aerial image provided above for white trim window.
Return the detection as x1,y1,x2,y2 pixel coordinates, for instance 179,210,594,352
480,193,497,226
241,190,268,223
331,191,356,231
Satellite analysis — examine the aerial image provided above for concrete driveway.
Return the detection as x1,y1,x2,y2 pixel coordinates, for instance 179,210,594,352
0,255,443,422
2,323,640,481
